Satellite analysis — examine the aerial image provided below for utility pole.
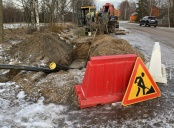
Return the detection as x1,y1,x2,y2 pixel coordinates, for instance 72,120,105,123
0,0,3,43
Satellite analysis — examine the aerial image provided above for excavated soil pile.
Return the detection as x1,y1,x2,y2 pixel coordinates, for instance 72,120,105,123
8,32,73,66
89,35,145,61
3,28,145,106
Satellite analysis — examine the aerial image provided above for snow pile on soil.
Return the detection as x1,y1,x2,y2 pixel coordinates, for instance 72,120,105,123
13,69,85,106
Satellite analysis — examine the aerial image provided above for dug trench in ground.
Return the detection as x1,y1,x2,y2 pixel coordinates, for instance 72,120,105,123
1,27,145,106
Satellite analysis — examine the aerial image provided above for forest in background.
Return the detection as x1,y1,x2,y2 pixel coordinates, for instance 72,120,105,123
0,0,174,43
1,0,174,24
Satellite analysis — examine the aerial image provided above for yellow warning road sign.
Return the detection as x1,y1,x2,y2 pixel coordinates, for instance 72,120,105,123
122,57,161,106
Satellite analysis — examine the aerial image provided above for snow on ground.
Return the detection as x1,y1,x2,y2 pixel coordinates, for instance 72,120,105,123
0,76,74,127
3,23,45,29
3,23,30,29
0,83,67,127
0,45,3,60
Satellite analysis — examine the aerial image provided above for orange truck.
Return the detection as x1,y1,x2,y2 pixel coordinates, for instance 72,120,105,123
102,3,120,29
102,3,120,17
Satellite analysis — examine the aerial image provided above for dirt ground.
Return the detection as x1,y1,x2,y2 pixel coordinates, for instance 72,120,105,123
1,25,145,106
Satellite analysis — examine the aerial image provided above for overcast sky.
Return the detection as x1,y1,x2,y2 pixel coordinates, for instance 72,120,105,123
94,0,137,10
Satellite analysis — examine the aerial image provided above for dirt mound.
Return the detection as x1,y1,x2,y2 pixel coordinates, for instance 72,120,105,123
3,28,145,106
8,32,73,66
89,35,145,61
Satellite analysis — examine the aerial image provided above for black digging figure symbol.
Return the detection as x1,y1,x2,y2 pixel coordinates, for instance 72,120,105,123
134,72,155,97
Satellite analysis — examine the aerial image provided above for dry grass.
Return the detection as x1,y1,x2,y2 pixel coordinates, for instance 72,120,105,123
74,27,86,37
50,23,75,33
50,25,65,33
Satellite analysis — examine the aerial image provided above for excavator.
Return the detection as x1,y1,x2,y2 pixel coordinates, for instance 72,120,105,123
77,6,96,35
77,3,119,35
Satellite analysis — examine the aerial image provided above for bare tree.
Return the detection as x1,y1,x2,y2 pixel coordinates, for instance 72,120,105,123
71,0,81,24
43,0,74,24
0,0,3,43
43,0,57,25
30,0,35,29
170,0,174,27
34,0,40,31
71,0,75,23
58,0,72,23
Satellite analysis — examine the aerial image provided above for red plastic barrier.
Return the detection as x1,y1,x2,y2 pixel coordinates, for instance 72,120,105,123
75,54,137,108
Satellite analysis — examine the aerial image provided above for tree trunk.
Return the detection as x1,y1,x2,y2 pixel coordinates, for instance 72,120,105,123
30,0,35,29
0,0,3,43
72,0,75,23
34,0,40,31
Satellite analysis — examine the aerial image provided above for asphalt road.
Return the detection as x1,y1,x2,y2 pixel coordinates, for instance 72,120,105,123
119,21,174,48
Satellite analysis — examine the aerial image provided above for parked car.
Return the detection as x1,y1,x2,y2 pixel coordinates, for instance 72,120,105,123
139,16,158,27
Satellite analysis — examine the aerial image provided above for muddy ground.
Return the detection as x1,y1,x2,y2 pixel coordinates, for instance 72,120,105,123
0,25,145,106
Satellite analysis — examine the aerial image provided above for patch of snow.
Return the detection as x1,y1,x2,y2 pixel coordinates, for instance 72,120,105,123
1,70,10,75
3,23,45,29
0,89,5,93
14,97,67,127
0,82,16,86
3,23,28,29
9,40,21,45
0,45,2,52
0,115,3,121
111,102,122,107
0,98,11,109
17,91,26,99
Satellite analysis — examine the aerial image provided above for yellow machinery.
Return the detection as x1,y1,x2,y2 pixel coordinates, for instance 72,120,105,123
77,6,96,35
78,6,96,27
77,4,119,35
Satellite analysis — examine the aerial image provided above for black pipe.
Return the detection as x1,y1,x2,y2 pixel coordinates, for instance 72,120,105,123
0,64,56,73
0,64,83,73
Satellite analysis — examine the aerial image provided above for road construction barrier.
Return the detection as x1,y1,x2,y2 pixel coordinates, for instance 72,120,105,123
146,42,167,84
75,54,137,108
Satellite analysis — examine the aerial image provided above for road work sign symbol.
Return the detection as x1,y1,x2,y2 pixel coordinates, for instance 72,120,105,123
122,57,161,106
